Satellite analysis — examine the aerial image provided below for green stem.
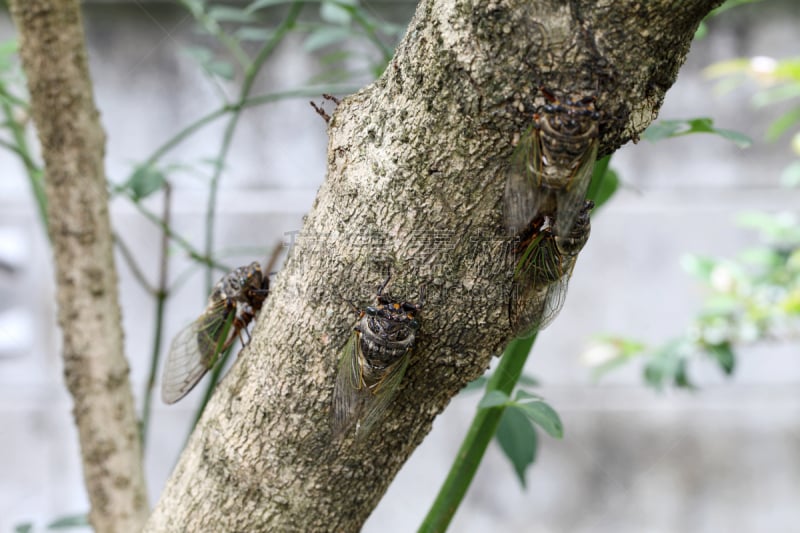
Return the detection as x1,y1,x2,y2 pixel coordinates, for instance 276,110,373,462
203,1,306,291
179,0,250,69
1,98,47,232
136,84,359,173
113,232,156,295
347,5,393,63
140,184,172,448
191,345,235,434
418,335,537,533
196,2,306,423
127,198,231,272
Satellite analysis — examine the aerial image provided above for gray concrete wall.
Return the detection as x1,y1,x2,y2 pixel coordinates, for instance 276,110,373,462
1,1,798,531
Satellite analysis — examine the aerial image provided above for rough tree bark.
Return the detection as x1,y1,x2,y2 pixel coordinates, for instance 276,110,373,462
10,1,149,532
145,0,721,531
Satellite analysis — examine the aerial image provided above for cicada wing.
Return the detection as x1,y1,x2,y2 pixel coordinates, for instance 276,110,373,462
509,235,572,337
554,139,598,237
536,275,572,330
332,331,365,438
161,303,235,404
515,233,562,284
357,353,411,440
509,276,548,338
504,126,543,234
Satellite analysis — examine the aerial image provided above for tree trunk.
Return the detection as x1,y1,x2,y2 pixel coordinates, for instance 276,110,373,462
147,0,720,530
10,1,149,532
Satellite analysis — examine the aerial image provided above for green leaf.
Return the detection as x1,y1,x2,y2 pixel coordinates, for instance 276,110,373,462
517,373,540,388
752,83,800,108
208,5,257,23
514,390,563,438
47,513,90,529
644,340,692,390
304,26,352,51
586,155,619,211
765,106,800,142
694,21,707,40
705,342,736,375
247,0,319,12
183,45,235,79
477,390,511,409
14,523,33,533
701,294,741,314
680,254,718,281
320,0,354,25
184,44,213,63
584,336,646,379
495,406,538,488
642,118,752,148
0,39,19,73
319,49,352,65
461,375,487,394
125,165,166,201
205,59,235,79
235,26,276,42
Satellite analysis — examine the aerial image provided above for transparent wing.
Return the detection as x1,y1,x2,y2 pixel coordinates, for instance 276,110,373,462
332,331,365,438
357,353,411,440
554,139,598,237
161,303,235,404
537,276,572,330
515,232,562,285
503,126,543,234
509,236,575,337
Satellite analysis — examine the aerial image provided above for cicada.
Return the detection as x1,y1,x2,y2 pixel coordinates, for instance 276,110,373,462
504,88,599,239
332,271,424,441
161,261,269,404
508,201,593,337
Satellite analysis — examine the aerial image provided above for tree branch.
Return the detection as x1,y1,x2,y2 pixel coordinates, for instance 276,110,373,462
146,0,721,530
9,1,149,531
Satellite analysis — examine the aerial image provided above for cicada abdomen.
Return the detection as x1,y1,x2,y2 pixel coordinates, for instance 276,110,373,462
505,88,599,239
332,272,424,442
508,201,593,338
161,261,269,404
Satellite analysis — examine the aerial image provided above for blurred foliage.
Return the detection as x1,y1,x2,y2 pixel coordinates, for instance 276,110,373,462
706,54,800,185
694,0,764,39
584,211,800,389
586,1,800,391
642,117,752,148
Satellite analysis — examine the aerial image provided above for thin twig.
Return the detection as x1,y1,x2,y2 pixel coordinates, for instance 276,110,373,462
113,233,156,295
140,183,172,447
203,1,307,293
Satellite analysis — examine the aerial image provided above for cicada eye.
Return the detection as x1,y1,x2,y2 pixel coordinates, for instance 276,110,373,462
365,306,378,316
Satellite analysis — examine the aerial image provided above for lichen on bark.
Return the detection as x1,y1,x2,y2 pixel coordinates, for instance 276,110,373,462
146,0,721,531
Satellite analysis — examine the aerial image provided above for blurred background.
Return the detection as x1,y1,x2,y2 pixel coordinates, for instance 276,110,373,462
0,1,798,532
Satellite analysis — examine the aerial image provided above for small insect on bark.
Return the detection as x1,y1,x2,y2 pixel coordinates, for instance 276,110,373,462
504,87,599,239
508,200,593,338
161,261,269,404
332,270,424,442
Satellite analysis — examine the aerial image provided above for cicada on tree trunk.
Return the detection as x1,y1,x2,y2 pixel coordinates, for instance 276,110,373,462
504,89,598,337
161,261,269,404
332,271,424,442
